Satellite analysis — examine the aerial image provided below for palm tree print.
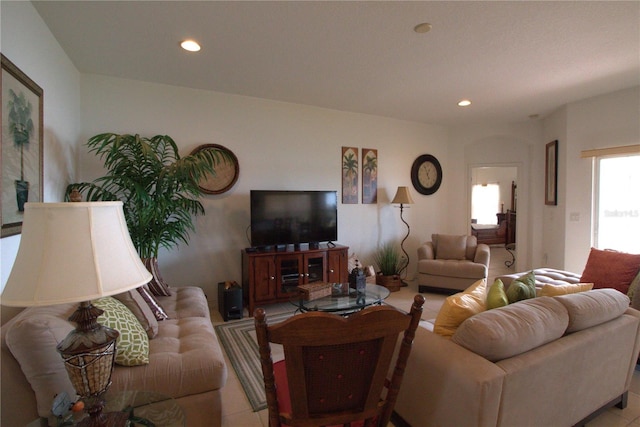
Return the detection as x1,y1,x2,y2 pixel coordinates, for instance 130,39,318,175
7,88,35,212
362,149,378,203
342,147,358,204
7,89,34,182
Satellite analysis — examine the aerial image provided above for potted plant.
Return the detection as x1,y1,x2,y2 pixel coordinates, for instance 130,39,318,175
373,243,403,292
67,132,230,294
7,89,34,212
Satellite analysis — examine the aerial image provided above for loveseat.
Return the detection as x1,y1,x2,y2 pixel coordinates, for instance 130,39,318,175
393,288,640,426
1,286,227,426
417,234,490,293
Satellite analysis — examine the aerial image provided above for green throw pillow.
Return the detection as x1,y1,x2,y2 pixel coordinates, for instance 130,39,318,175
94,297,150,366
506,271,537,304
487,279,509,309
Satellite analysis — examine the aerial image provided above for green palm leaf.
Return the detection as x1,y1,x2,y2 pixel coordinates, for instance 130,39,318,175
67,133,231,259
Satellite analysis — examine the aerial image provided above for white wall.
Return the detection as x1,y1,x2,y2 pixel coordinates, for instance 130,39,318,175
547,87,640,272
2,1,637,304
0,1,81,291
78,75,449,304
447,123,541,272
541,107,568,269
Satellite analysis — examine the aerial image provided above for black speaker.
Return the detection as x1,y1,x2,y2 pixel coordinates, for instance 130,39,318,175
218,282,243,321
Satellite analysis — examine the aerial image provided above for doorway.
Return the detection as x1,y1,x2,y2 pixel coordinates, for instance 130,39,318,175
469,166,518,270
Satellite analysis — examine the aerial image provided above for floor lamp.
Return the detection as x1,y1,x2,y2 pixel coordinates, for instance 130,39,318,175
1,202,152,427
391,186,414,283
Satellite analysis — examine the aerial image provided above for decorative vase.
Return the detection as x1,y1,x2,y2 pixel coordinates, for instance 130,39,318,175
15,180,29,212
376,272,402,292
142,257,172,296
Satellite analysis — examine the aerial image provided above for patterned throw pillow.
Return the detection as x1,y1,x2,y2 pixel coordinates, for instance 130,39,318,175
138,285,169,321
93,297,150,366
113,289,159,338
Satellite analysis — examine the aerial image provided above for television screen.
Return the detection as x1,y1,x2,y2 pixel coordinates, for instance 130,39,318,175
250,190,338,247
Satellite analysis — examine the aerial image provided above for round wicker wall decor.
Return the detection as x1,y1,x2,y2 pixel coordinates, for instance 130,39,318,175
190,144,239,194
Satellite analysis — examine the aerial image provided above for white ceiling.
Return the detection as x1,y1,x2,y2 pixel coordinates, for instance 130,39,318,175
32,1,640,126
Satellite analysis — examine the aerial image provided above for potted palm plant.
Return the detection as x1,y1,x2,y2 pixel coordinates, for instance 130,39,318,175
7,89,34,212
67,132,231,294
373,243,403,292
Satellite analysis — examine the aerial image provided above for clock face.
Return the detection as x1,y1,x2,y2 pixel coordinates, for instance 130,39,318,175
411,154,442,195
419,162,438,187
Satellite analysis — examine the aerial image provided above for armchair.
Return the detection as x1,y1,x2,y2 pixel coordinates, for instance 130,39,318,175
417,234,490,293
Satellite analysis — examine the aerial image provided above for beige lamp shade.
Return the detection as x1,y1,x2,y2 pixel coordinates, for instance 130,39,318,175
391,186,415,205
1,202,152,307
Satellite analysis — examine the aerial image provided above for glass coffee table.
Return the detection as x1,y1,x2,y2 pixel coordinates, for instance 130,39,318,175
28,390,185,427
290,283,390,316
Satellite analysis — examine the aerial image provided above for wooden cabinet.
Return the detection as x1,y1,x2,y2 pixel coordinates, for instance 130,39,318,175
242,244,348,316
327,249,348,283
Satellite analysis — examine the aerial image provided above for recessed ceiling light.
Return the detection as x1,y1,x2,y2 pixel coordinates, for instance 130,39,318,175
458,99,472,107
181,40,201,52
414,23,432,34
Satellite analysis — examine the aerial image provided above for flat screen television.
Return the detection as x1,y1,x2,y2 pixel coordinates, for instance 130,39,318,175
250,190,338,248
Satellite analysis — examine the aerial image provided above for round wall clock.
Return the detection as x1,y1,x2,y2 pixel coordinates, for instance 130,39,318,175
411,154,442,195
190,144,239,195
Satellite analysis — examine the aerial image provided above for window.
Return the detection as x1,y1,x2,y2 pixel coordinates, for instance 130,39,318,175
472,184,499,224
594,154,640,253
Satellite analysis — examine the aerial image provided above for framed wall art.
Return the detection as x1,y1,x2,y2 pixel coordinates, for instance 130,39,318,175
1,54,43,238
545,140,558,206
342,146,358,204
362,148,377,204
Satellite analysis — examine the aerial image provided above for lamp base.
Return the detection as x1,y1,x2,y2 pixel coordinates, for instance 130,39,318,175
57,301,121,427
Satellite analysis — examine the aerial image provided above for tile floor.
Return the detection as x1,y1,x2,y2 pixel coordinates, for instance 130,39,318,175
212,246,640,426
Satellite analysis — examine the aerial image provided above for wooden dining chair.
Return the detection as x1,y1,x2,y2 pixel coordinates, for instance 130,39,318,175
254,294,425,427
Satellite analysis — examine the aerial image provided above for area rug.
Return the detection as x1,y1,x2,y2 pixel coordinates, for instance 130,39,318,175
214,312,292,412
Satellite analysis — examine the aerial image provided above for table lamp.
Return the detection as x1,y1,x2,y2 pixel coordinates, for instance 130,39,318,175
1,202,152,427
391,186,414,281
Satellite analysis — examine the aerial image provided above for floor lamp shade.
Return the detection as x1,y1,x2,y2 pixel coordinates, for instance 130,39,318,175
2,202,152,307
391,186,415,205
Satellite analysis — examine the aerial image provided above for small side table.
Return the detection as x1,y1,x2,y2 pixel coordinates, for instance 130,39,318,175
28,390,185,427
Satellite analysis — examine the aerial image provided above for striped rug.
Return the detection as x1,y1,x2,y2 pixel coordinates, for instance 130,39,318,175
214,312,292,412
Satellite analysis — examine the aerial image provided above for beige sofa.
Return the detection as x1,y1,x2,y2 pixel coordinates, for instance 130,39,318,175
1,286,227,427
417,234,490,293
497,267,582,290
393,289,640,427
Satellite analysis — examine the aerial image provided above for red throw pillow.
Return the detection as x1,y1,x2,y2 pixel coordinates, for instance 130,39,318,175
580,248,640,294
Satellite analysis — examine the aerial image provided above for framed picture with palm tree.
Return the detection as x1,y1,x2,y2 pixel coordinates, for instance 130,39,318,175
362,148,378,204
342,146,358,204
1,54,43,238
